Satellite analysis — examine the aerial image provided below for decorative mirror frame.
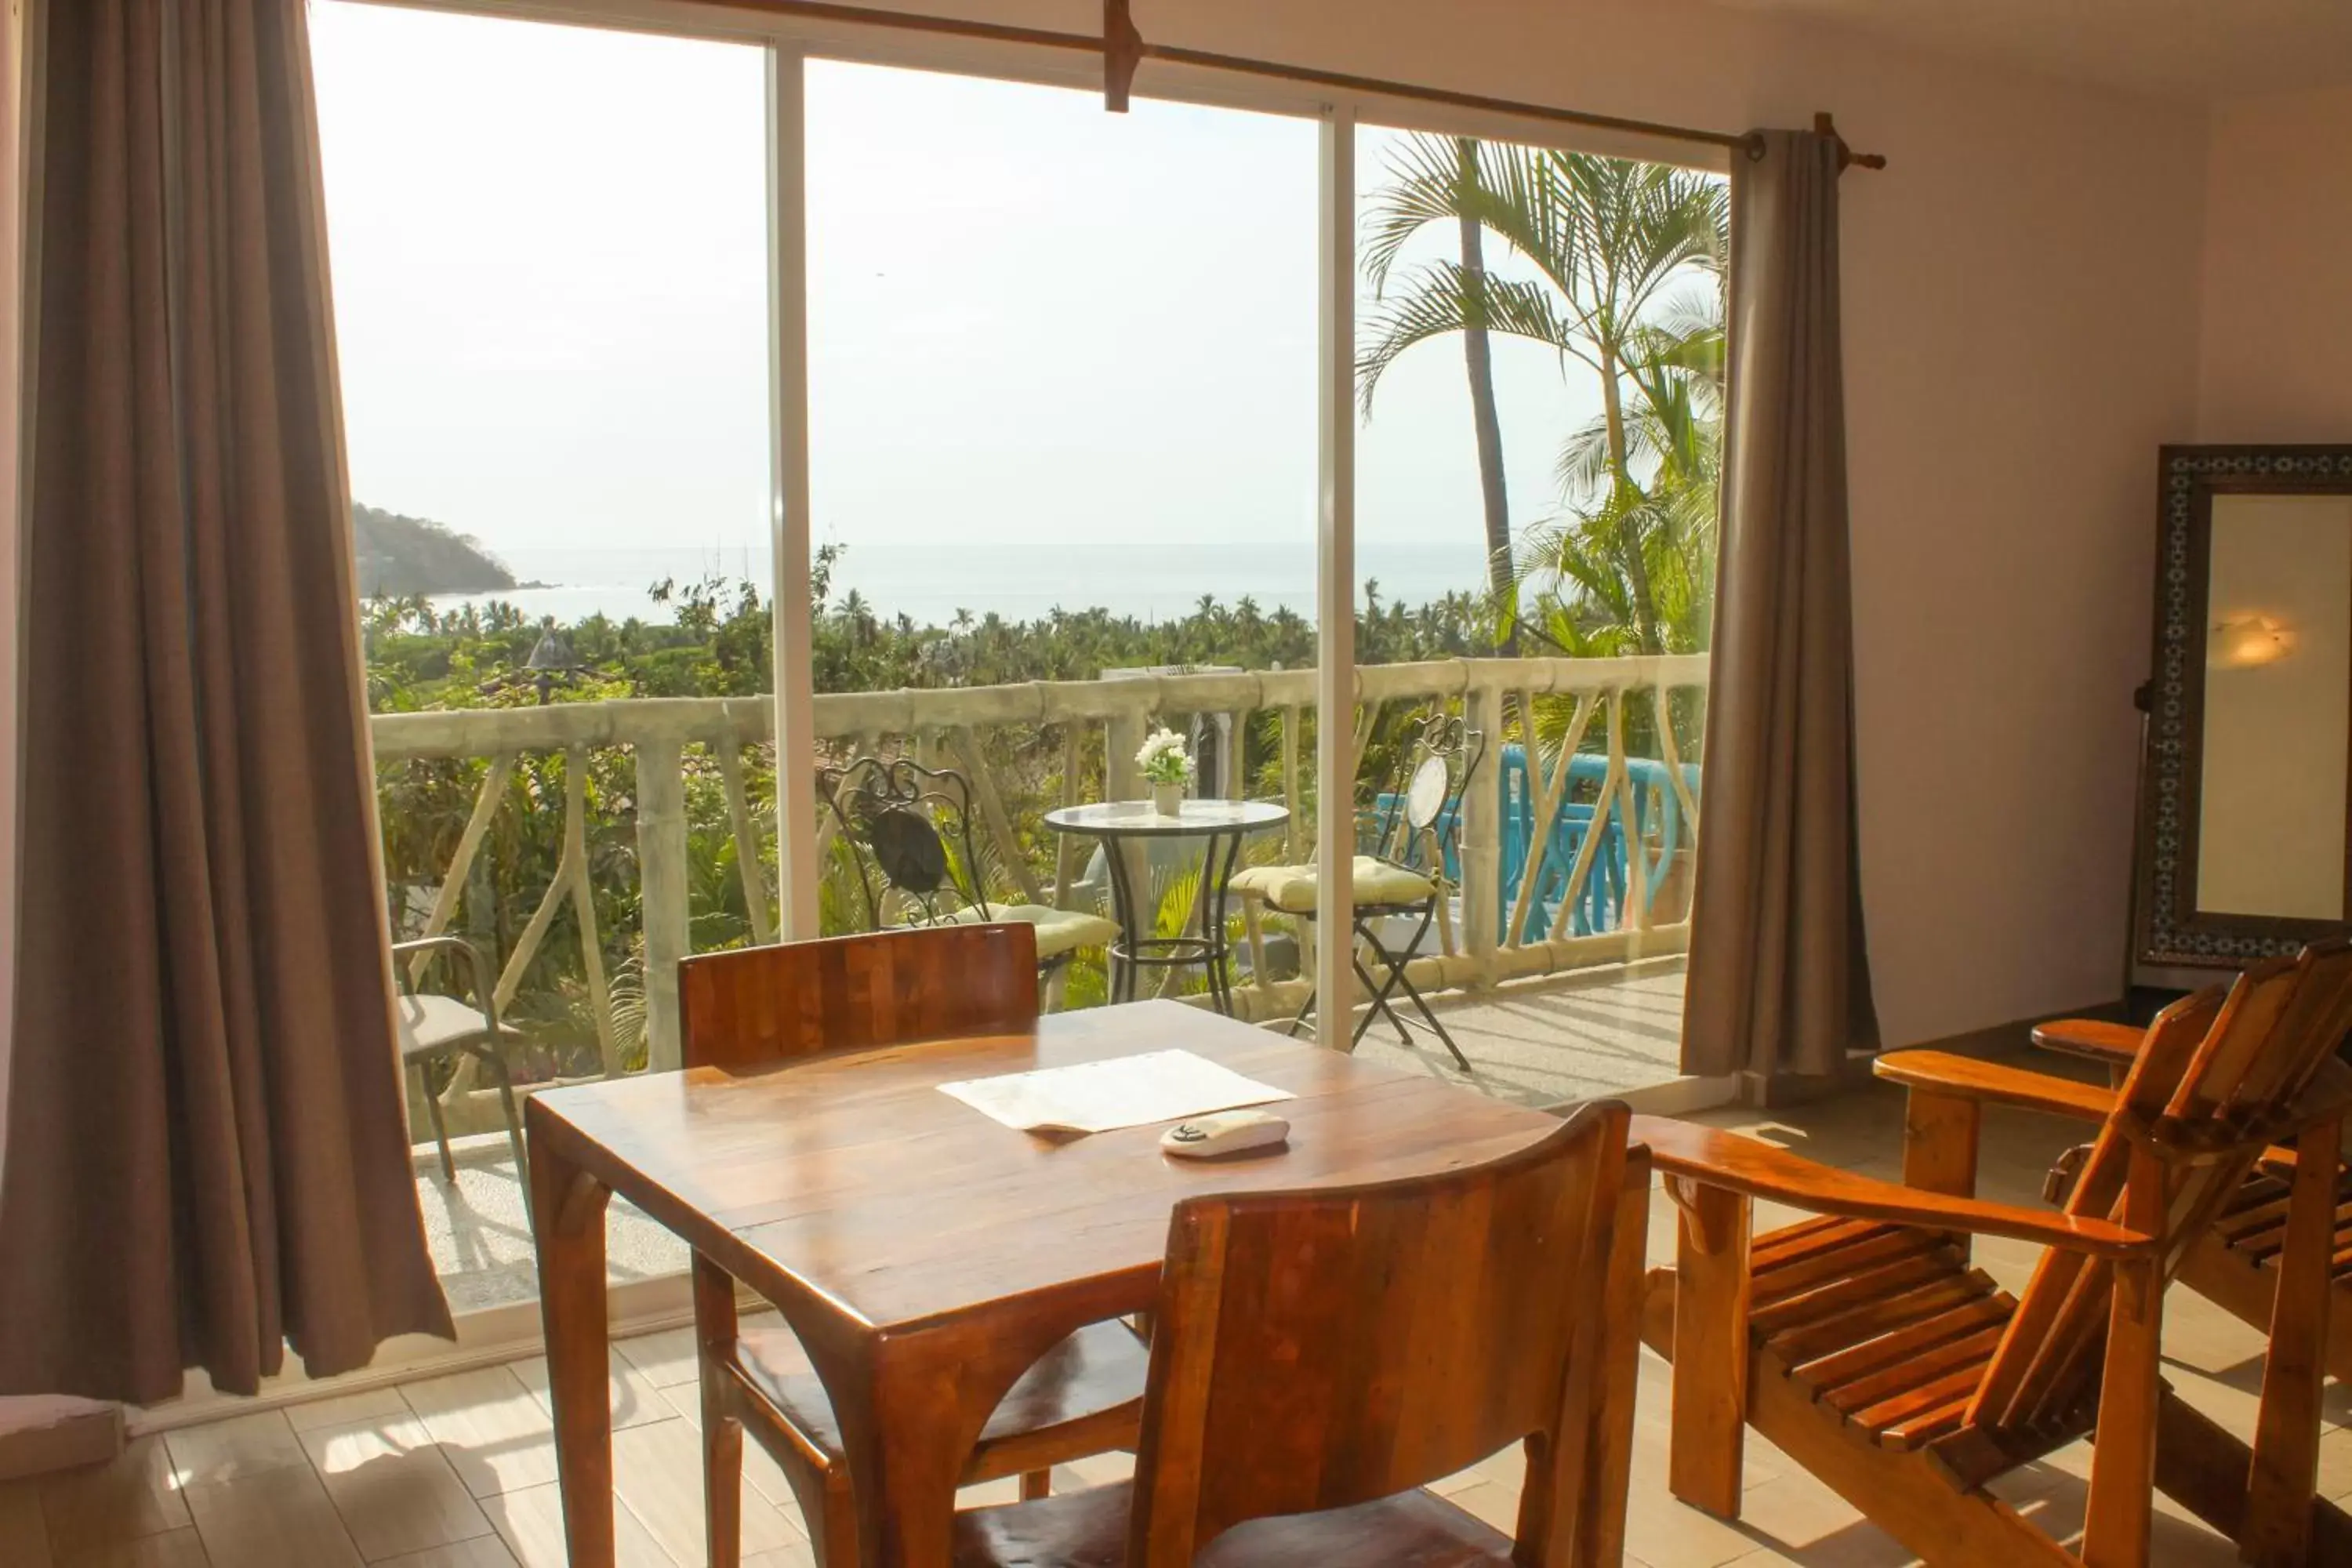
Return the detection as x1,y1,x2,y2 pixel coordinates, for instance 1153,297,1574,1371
2135,444,2352,967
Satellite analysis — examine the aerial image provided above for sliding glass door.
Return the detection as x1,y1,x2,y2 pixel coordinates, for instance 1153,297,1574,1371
798,60,1319,1014
314,2,771,1312
312,0,1731,1319
1344,120,1726,1094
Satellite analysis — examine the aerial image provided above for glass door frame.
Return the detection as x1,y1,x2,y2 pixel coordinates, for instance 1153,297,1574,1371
294,0,1739,1380
354,0,1735,1032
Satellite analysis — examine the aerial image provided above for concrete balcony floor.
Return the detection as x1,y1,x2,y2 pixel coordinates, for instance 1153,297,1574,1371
412,1141,689,1317
1348,954,1690,1108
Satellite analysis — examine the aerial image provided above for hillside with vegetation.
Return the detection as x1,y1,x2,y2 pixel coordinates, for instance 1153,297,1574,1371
352,503,517,597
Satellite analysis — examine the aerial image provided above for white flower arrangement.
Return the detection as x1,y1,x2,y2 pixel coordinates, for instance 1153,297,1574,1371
1135,727,1192,786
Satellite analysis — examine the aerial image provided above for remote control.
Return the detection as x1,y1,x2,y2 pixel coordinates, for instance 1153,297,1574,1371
1160,1109,1291,1159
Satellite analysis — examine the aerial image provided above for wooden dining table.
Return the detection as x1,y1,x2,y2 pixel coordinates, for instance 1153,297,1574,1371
524,999,1652,1567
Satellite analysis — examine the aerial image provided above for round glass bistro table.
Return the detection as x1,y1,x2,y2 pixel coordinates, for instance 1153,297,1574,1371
1042,798,1289,1014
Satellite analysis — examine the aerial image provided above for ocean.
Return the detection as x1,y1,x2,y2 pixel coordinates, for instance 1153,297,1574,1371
421,538,1488,628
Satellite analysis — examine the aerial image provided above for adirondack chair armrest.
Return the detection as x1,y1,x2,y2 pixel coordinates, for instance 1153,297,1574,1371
1628,1114,2158,1259
2027,1017,2144,1064
1871,1050,2116,1121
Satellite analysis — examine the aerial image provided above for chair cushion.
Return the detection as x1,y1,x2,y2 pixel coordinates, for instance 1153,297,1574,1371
1229,857,1438,915
395,993,514,1060
952,903,1120,959
951,1478,1514,1566
734,1318,1146,1483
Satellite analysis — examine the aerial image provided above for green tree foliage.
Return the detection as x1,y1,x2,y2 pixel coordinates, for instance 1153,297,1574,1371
367,559,1490,1074
1358,136,1728,659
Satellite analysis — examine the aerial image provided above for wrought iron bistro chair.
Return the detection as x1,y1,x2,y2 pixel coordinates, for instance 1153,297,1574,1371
820,756,1117,976
390,935,528,1191
1231,713,1484,1065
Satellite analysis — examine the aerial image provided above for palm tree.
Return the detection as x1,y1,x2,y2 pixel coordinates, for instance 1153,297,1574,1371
1361,137,1515,644
1358,136,1727,655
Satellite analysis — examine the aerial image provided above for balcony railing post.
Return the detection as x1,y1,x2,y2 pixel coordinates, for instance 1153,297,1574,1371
1459,676,1502,985
637,738,690,1073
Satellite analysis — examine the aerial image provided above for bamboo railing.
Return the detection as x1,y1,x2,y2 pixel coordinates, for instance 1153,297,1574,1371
371,655,1705,1128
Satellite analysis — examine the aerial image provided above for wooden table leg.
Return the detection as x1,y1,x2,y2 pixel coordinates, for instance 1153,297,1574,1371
814,1310,1112,1566
529,1123,615,1568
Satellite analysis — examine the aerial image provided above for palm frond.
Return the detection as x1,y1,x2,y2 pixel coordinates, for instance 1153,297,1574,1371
1356,264,1584,414
1359,133,1481,292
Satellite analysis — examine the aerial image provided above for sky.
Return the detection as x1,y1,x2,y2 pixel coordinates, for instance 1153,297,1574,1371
307,1,1614,607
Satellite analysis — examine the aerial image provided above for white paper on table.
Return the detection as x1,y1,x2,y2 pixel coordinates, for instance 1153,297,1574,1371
937,1048,1294,1135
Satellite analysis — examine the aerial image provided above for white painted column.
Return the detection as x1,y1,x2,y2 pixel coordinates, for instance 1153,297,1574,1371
1314,109,1357,1046
766,48,820,941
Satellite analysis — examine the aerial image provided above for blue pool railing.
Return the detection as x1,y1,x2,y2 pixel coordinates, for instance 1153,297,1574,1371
1375,744,1700,940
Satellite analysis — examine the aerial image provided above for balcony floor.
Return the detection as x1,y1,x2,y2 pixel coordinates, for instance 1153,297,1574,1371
1348,954,1690,1108
413,1142,688,1316
34,1078,2337,1567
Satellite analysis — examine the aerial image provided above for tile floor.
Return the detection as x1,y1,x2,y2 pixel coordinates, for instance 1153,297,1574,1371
9,1069,2346,1567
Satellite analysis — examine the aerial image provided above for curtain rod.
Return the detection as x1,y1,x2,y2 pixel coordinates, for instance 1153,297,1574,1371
710,0,1889,171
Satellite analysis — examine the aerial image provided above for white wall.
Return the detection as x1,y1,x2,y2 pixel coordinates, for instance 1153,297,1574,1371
885,0,2209,1044
2198,84,2352,442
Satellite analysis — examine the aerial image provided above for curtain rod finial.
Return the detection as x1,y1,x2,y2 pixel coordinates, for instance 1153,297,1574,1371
1812,110,1886,172
1104,0,1143,113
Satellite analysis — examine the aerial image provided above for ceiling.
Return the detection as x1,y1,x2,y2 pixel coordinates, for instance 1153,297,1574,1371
1715,0,2352,100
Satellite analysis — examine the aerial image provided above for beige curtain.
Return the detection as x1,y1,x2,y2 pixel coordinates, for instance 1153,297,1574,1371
0,0,451,1403
1682,130,1878,1087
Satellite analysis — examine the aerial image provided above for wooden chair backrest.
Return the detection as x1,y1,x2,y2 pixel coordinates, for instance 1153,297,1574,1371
1969,938,2352,1432
676,924,1039,1073
1123,1100,1632,1566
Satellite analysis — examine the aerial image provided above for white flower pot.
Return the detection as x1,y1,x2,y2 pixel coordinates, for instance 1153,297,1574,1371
1152,781,1183,817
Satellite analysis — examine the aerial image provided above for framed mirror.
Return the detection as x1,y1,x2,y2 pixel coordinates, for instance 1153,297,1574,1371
2136,445,2352,967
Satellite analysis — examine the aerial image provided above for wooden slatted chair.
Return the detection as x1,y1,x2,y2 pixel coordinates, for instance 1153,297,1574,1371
1638,939,2352,1568
677,924,1149,1568
946,1098,1641,1567
2031,996,2352,1385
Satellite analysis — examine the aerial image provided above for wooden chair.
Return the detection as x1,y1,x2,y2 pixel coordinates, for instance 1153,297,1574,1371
949,1099,1641,1567
1639,940,2352,1568
2031,999,2352,1385
677,924,1149,1568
